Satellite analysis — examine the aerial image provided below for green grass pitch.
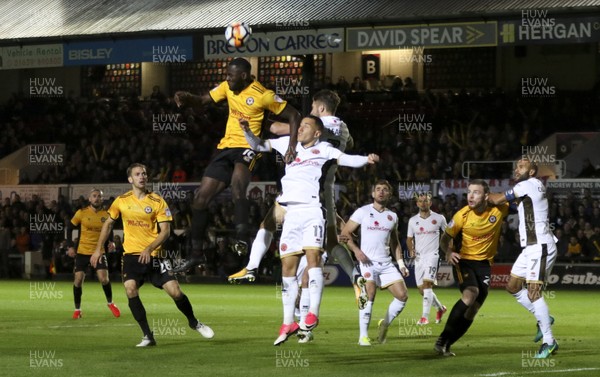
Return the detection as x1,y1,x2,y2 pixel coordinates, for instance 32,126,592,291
1,280,598,377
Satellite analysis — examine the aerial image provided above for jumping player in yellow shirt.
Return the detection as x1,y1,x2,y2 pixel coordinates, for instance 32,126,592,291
174,58,301,272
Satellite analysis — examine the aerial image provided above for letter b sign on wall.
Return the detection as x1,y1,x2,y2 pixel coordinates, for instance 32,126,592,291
362,54,380,80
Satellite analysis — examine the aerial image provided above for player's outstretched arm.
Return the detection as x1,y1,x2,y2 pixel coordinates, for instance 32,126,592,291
488,192,509,205
90,217,115,268
174,91,212,110
240,119,271,152
338,153,379,168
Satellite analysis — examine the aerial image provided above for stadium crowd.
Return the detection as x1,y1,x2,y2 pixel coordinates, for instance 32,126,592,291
0,180,598,280
1,87,600,279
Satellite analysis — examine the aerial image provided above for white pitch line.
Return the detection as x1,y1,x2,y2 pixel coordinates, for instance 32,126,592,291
478,367,600,376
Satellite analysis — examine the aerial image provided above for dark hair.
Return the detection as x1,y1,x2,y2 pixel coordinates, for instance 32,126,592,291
313,89,340,113
229,57,251,73
468,179,490,194
372,179,392,192
305,115,324,133
126,163,146,177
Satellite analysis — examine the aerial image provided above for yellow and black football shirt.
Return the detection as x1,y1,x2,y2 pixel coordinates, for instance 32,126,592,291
107,191,172,256
70,206,109,255
210,80,288,149
445,203,509,262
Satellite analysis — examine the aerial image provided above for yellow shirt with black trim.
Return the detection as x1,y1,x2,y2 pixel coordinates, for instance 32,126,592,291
209,80,287,149
445,203,509,262
107,191,172,256
70,206,109,255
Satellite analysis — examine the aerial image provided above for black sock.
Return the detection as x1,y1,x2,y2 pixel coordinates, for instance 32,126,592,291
174,294,198,328
190,209,209,259
448,316,474,346
73,286,82,309
439,299,469,345
128,296,151,337
234,198,249,240
102,282,113,303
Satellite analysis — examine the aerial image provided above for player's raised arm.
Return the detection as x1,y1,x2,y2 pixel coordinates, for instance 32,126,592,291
173,91,212,110
239,119,271,152
90,216,115,268
269,121,291,135
278,105,301,163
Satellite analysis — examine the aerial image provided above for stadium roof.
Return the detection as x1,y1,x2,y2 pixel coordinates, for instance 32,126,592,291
0,0,599,43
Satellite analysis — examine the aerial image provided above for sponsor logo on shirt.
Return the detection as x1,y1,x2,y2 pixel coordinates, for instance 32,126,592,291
472,232,494,242
367,225,392,232
126,220,151,228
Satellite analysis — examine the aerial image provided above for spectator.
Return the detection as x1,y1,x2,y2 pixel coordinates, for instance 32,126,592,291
577,158,597,178
336,76,350,94
15,226,30,254
351,76,367,92
591,207,600,228
0,221,13,278
390,76,403,92
403,77,417,98
215,237,241,277
323,76,335,90
150,85,167,104
588,226,600,261
566,235,582,262
172,164,188,183
555,228,569,261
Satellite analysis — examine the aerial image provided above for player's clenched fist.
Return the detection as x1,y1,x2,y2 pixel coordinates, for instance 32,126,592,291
367,154,379,164
174,91,191,107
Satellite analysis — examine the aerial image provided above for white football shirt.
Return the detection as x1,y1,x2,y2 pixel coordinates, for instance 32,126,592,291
350,204,398,263
508,177,555,246
407,211,447,256
268,137,341,206
320,116,350,152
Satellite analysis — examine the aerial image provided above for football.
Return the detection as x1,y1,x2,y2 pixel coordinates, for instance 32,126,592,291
225,22,252,48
